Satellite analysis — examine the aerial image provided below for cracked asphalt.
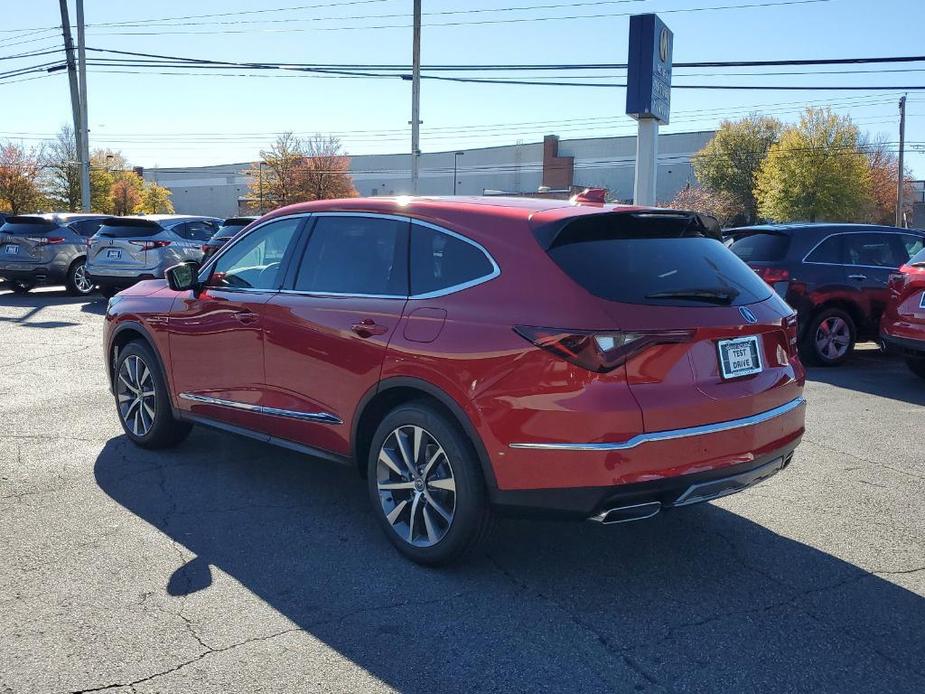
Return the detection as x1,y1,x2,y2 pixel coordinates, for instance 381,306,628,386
1,286,923,694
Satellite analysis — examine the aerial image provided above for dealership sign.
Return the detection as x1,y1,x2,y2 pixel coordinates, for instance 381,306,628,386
626,14,673,125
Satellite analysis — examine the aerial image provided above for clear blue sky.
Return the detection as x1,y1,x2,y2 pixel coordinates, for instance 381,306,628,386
1,0,923,174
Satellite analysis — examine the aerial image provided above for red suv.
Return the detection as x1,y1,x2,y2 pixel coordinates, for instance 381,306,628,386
881,246,925,378
103,197,806,564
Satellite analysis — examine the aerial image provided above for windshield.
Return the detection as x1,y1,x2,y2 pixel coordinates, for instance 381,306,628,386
909,247,925,266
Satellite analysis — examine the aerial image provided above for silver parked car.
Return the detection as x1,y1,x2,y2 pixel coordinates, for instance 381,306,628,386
86,215,220,297
0,213,109,295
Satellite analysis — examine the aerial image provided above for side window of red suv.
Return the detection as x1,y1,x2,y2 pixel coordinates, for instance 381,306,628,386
410,223,497,296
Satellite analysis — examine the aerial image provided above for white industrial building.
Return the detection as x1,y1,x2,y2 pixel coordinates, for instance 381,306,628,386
144,130,715,218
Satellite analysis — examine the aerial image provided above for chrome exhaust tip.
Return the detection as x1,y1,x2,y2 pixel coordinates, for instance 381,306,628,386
589,501,662,525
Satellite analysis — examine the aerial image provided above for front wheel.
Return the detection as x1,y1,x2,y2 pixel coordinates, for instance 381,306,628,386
65,259,95,296
906,356,925,380
9,281,34,295
114,340,192,449
800,308,856,366
367,403,493,566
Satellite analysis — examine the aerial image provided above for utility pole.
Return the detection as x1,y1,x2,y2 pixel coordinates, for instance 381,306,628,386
76,0,91,211
410,0,421,194
896,94,907,228
453,151,464,194
58,0,84,209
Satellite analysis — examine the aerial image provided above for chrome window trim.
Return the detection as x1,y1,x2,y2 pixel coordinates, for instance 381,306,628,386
508,396,806,452
802,230,924,270
179,392,342,425
408,219,501,299
278,289,407,300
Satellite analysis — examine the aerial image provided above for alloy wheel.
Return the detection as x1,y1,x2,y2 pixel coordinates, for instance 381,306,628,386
74,263,93,294
376,425,457,547
117,354,156,437
815,317,851,360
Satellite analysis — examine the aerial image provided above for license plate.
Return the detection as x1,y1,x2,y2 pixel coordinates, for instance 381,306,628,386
4,244,18,255
717,335,763,379
106,249,122,259
920,292,925,309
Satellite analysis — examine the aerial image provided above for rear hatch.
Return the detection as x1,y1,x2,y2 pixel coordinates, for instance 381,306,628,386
727,229,793,295
0,216,64,265
90,218,165,270
892,248,925,325
536,210,802,432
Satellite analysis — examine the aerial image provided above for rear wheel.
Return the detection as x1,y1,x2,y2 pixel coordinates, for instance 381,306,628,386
9,281,34,295
367,402,493,566
801,308,856,366
906,356,925,380
65,259,95,296
114,340,192,449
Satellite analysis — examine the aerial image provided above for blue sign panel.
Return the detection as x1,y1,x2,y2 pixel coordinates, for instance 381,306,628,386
626,14,673,125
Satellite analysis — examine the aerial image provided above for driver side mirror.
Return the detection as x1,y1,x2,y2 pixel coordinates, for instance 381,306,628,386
165,261,201,292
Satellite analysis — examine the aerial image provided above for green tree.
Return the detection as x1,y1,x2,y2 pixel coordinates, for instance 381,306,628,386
693,115,782,224
755,108,871,223
89,149,131,213
136,181,174,214
44,125,81,211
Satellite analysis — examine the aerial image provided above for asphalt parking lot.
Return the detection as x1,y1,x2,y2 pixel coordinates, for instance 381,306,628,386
1,287,923,694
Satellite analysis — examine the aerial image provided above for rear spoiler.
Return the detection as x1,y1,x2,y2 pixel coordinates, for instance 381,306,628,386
222,217,257,226
534,209,724,250
100,217,163,228
5,215,56,225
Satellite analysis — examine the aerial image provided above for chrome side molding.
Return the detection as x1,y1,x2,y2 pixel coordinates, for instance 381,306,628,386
178,392,342,425
510,396,806,452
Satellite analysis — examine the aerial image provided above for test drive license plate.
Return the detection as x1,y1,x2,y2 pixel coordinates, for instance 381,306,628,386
4,245,18,255
718,335,763,379
106,249,122,259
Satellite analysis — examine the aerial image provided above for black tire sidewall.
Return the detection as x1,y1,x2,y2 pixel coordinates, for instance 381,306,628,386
906,356,925,380
802,308,856,366
115,341,190,449
367,402,489,566
10,281,33,295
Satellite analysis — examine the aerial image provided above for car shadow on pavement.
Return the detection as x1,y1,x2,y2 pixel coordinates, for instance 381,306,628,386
94,430,925,692
0,288,106,325
805,349,925,406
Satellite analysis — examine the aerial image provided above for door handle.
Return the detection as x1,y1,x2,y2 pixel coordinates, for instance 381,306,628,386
351,319,388,338
848,274,867,281
233,311,259,325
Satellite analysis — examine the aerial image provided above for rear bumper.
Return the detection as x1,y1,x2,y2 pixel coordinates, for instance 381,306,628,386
880,331,925,357
0,265,65,283
492,446,798,518
88,272,157,288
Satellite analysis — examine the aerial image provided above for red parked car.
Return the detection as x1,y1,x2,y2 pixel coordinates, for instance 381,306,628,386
881,246,925,378
103,196,806,564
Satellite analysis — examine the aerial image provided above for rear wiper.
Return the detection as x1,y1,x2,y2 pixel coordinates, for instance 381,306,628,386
645,287,740,305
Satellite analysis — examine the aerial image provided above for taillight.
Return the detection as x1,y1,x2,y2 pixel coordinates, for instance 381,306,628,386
888,271,907,294
130,240,171,250
783,314,798,356
514,325,694,373
27,236,65,245
752,266,790,285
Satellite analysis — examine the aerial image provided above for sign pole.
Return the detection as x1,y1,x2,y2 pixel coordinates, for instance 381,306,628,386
626,14,672,206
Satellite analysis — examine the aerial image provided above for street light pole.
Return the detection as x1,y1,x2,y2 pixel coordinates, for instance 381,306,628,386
453,151,464,195
896,94,907,228
76,0,91,212
258,162,265,214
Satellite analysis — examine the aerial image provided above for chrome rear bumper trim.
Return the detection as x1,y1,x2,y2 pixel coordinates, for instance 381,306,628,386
178,392,342,425
509,396,805,452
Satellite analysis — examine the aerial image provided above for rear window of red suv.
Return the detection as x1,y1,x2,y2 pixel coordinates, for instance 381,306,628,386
542,212,772,307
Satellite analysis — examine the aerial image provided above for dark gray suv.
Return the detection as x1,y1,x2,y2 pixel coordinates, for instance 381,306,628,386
0,213,109,295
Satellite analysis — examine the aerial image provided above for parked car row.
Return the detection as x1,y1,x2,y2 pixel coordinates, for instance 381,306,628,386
726,222,925,378
0,214,256,297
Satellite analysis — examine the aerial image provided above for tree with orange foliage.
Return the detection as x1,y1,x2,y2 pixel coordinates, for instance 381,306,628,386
861,136,914,226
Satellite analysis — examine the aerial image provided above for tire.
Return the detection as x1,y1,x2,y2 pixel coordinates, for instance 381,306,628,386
9,281,34,295
65,258,95,296
800,308,856,366
367,402,493,566
114,340,192,449
907,356,925,380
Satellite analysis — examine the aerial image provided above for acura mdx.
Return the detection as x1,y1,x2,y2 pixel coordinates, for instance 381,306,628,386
104,196,806,564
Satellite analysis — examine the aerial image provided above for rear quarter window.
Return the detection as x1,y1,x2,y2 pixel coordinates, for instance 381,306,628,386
544,214,771,307
410,224,496,295
729,233,790,262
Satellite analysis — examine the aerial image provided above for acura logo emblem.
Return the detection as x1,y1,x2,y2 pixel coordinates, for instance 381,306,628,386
739,307,758,324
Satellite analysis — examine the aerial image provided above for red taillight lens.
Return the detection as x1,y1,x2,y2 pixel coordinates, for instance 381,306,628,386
514,325,694,373
27,236,65,245
130,240,172,250
752,266,790,285
888,271,907,294
783,314,798,356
